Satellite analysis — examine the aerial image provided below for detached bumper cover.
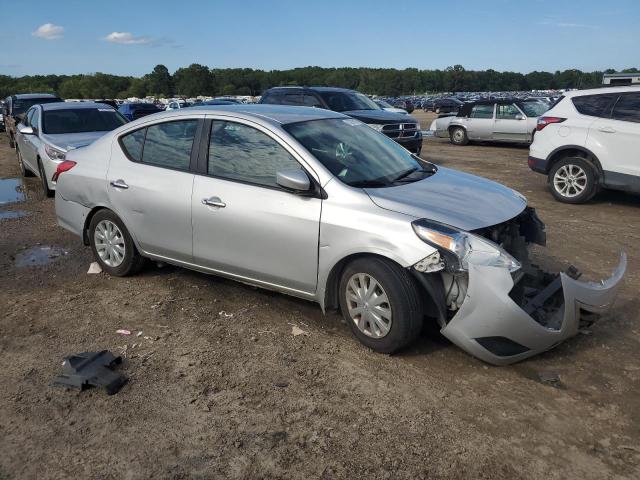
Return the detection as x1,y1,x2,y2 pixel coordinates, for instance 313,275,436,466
441,253,627,365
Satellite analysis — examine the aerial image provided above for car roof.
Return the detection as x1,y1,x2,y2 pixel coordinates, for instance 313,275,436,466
41,102,115,111
13,93,60,100
562,86,640,98
267,86,355,94
163,104,345,125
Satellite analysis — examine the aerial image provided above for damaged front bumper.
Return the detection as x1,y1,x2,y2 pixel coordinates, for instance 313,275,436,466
440,253,627,366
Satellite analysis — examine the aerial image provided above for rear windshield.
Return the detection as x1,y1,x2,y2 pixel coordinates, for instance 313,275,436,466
42,108,128,134
13,97,62,115
317,91,378,112
131,103,160,111
517,101,548,117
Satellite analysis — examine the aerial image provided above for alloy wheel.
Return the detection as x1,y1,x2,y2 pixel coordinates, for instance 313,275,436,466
345,273,392,339
94,220,126,267
553,164,587,198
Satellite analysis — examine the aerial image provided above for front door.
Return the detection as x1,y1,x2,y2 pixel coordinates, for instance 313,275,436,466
192,118,321,294
493,103,528,141
106,117,201,261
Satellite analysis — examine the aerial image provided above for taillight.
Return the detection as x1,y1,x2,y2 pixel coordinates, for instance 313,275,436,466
536,116,566,131
52,161,77,182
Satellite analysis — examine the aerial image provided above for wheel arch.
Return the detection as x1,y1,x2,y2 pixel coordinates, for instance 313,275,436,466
546,145,603,179
321,252,444,323
82,205,143,252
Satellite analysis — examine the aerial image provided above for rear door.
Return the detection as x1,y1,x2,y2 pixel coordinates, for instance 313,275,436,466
465,103,495,140
493,103,528,141
191,117,321,294
588,92,640,180
106,116,202,261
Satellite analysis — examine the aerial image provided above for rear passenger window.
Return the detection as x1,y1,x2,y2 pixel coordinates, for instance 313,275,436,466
303,95,323,107
208,120,302,188
120,120,198,169
470,104,494,119
261,92,282,104
142,120,198,170
120,129,146,161
612,94,640,123
572,94,617,118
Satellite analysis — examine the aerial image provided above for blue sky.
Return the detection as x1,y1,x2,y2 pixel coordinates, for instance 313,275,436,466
2,0,638,76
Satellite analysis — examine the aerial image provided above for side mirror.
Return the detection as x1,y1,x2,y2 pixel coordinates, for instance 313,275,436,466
515,114,525,120
18,124,34,135
277,169,310,192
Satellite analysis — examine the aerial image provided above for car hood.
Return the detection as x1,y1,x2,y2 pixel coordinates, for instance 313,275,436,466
365,167,527,231
343,109,417,124
41,131,108,151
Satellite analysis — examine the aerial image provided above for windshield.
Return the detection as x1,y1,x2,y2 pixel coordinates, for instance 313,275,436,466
317,91,379,112
13,97,61,115
518,101,548,117
42,108,128,134
284,118,435,188
132,103,160,111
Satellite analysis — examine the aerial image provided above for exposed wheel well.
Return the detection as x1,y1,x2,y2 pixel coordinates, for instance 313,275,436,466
323,253,445,326
546,148,603,179
82,206,108,245
448,124,466,134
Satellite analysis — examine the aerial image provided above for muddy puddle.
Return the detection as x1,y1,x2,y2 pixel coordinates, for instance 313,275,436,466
0,210,29,220
0,178,26,205
14,246,69,268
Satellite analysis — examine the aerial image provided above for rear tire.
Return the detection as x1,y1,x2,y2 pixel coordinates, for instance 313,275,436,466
38,159,54,197
449,127,469,146
338,257,423,354
89,209,145,276
548,156,597,204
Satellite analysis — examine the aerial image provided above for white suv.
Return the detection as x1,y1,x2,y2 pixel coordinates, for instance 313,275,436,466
528,86,640,203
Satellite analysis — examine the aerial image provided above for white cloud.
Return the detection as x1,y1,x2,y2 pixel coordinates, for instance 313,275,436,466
103,32,151,45
32,23,64,40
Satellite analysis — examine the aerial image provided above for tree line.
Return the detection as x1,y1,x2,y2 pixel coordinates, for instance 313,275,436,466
1,64,638,99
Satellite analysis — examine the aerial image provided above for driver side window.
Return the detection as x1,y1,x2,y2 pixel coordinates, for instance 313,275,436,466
496,104,521,119
207,120,302,188
30,108,40,131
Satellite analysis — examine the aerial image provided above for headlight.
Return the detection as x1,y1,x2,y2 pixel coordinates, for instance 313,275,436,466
45,144,66,161
412,219,520,272
366,123,384,132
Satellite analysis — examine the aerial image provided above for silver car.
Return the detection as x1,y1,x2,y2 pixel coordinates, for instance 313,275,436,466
15,102,128,196
54,105,626,365
430,99,548,145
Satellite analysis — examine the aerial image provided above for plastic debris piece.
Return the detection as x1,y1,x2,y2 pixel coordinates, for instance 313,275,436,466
116,329,131,336
52,350,127,395
136,331,143,337
291,325,309,337
87,262,102,274
218,311,234,318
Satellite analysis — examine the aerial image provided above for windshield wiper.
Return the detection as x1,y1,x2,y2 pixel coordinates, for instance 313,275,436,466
389,167,419,183
348,180,389,188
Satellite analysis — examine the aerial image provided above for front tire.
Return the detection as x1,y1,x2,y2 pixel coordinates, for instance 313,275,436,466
16,148,34,177
38,159,54,197
338,257,423,354
449,127,469,145
548,157,597,204
89,210,145,276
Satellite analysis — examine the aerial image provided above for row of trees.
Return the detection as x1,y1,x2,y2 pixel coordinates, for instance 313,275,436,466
1,65,638,99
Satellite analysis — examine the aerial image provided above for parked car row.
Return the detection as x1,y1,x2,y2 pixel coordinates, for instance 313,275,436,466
2,87,631,365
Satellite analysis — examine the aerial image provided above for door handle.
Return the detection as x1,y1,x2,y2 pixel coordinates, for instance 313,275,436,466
110,179,129,189
202,196,226,208
598,126,616,134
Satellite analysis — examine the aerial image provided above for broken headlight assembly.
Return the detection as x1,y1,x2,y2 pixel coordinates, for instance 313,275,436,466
411,219,521,273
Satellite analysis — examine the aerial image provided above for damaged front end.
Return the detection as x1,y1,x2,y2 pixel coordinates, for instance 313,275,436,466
412,208,627,365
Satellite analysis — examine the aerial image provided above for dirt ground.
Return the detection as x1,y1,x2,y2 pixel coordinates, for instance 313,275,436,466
0,111,639,480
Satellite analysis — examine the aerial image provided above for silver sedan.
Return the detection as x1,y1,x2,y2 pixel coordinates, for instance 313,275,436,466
54,105,625,364
15,102,127,196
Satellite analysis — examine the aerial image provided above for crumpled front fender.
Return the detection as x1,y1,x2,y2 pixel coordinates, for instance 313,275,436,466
441,253,627,366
